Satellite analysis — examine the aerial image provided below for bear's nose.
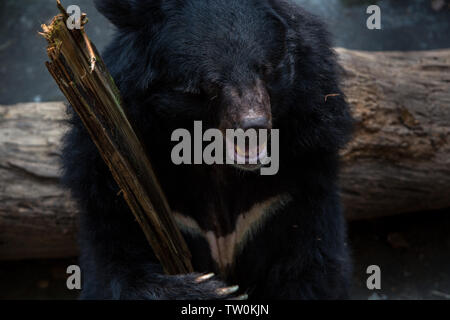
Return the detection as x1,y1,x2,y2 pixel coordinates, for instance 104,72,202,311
240,116,271,131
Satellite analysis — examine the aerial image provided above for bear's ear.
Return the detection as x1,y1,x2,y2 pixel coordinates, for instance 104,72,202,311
94,0,162,29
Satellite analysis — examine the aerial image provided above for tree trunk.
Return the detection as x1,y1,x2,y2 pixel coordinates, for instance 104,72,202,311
1,48,449,260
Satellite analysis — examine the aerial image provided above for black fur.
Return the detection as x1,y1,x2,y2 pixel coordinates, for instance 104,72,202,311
62,0,353,299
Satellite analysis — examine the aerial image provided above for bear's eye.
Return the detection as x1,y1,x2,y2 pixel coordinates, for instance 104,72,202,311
258,63,274,81
200,82,220,97
173,85,201,95
263,64,273,77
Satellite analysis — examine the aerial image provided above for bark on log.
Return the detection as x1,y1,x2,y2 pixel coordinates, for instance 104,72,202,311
0,102,78,260
338,48,450,219
1,48,449,260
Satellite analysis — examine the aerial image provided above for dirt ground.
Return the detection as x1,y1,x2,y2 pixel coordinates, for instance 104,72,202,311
349,209,450,300
0,0,449,300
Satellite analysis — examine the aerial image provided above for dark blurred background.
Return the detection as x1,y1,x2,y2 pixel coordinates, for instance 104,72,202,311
1,0,450,105
0,0,449,300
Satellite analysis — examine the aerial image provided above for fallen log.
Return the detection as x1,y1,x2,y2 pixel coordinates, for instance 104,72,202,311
0,102,78,260
0,48,449,260
338,48,450,219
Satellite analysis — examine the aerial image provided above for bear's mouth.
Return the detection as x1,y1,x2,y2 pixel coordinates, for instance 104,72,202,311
225,136,268,171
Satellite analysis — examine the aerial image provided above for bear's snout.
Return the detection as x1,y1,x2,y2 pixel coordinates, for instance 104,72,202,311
219,79,272,132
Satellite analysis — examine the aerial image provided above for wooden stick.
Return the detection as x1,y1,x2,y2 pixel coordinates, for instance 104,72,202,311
41,1,193,274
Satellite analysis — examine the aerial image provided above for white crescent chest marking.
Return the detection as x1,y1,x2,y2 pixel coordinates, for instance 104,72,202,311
173,194,292,273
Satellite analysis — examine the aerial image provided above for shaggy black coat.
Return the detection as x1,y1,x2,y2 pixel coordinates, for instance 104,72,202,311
62,0,353,299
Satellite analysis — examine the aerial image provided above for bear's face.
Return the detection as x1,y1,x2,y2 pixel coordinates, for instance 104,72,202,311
96,0,294,169
151,1,285,150
152,3,288,122
96,0,352,167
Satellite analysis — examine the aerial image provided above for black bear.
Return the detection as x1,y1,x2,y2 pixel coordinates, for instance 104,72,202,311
62,0,353,299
